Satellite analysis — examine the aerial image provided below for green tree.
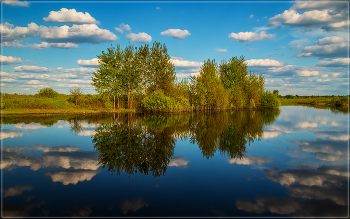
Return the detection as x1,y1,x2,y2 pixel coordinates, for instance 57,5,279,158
145,42,176,96
92,45,124,109
273,89,279,97
121,45,142,109
70,87,83,106
37,87,59,98
191,59,230,109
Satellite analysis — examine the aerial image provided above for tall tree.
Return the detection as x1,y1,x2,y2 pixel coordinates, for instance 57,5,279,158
146,42,176,96
70,87,83,106
91,45,123,109
219,56,249,107
121,45,142,109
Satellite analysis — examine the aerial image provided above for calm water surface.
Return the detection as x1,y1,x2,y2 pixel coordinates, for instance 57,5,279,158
2,106,349,217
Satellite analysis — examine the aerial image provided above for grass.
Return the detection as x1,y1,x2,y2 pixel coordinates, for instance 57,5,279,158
280,96,349,113
1,93,136,115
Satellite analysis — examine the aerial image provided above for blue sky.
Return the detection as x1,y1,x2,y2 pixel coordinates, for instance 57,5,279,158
1,0,349,95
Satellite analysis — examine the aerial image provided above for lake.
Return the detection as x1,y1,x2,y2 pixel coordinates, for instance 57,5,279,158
2,106,348,217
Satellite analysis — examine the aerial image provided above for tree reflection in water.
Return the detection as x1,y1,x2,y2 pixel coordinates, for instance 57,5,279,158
92,109,280,177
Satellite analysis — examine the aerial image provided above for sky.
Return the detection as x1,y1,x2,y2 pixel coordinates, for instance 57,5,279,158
1,0,349,95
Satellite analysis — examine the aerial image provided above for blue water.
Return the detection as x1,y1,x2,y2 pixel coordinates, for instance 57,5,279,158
2,106,348,217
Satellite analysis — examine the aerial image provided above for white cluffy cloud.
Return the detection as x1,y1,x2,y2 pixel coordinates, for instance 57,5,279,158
40,24,117,44
31,42,78,49
14,65,50,72
168,156,189,167
46,170,99,185
126,32,152,43
229,31,275,42
3,186,32,197
268,9,348,31
161,29,191,39
1,55,22,65
245,59,284,67
77,58,100,67
229,155,272,166
317,58,350,67
115,23,131,33
43,8,99,24
170,57,203,67
215,49,227,53
1,22,118,44
2,0,29,6
293,36,348,58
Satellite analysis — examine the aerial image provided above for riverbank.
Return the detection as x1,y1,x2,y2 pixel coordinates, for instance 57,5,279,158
280,96,348,113
1,108,136,115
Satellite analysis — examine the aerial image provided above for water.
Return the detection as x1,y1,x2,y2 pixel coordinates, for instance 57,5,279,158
2,106,348,217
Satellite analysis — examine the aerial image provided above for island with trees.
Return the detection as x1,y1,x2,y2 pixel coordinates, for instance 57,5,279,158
2,41,347,115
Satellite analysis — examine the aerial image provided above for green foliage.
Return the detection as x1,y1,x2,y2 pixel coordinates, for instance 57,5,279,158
70,87,83,106
141,90,172,110
260,90,281,107
273,89,279,97
37,88,59,98
219,57,264,108
191,59,230,109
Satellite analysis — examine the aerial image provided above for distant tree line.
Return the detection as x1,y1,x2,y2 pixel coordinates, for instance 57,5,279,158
91,42,280,111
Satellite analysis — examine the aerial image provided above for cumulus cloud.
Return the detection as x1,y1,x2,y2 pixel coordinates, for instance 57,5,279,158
77,130,96,136
228,155,272,166
291,0,347,11
2,150,100,171
263,131,282,139
168,156,189,167
2,0,29,7
3,186,32,197
295,139,347,161
46,170,99,185
245,59,284,67
120,199,149,214
317,58,349,67
77,58,99,67
115,23,131,33
1,55,22,65
295,122,317,128
126,32,152,43
161,29,191,39
215,49,227,53
267,9,348,31
236,198,300,215
2,22,117,45
170,57,203,67
43,8,98,24
1,22,41,43
31,42,78,49
15,123,47,129
13,65,50,72
293,36,348,58
40,24,117,44
229,31,275,42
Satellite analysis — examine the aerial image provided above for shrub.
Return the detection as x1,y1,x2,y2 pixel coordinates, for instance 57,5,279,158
260,91,281,107
37,88,59,98
142,90,171,110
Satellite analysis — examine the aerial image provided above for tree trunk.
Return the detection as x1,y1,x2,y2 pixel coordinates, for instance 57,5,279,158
113,95,116,109
128,92,130,109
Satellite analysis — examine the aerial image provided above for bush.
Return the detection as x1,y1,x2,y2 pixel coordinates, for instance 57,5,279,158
260,91,281,107
37,88,59,98
142,90,172,110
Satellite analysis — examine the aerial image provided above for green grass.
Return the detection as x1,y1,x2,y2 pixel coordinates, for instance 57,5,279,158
1,94,136,115
280,96,348,111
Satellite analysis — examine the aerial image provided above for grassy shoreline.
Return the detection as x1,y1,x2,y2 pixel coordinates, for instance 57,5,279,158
1,108,136,115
